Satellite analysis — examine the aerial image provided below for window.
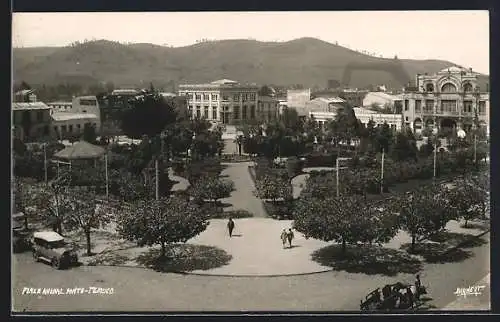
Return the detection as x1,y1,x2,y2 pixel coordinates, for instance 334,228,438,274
233,94,240,101
250,105,256,119
187,93,194,100
188,105,193,115
425,83,434,92
440,100,457,113
441,83,457,93
204,106,209,119
242,93,248,102
203,94,210,101
391,124,396,131
222,94,229,101
479,101,486,115
424,100,434,113
53,126,58,134
69,125,73,133
415,100,422,113
250,93,256,101
92,123,97,128
195,93,202,101
463,83,473,92
79,99,97,106
463,101,473,113
77,124,81,130
405,117,409,121
196,106,201,118
36,110,44,121
211,94,219,101
61,125,67,133
212,107,218,120
233,106,240,119
242,106,247,119
404,100,409,111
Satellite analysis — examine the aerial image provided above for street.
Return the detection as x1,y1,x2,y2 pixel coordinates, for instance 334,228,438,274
12,233,489,312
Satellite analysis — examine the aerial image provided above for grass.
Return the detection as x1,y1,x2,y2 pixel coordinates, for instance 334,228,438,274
211,209,255,219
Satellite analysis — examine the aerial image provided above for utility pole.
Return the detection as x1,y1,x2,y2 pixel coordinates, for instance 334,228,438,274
155,158,159,201
105,153,109,200
336,157,340,197
43,143,48,185
380,148,385,194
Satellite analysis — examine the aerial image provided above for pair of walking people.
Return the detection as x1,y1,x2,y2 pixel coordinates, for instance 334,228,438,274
281,228,294,248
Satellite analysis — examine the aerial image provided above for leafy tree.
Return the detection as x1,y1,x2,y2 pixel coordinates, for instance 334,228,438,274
190,176,235,207
13,179,48,229
447,179,488,227
36,173,73,234
390,185,452,252
82,123,97,143
374,122,393,153
254,174,292,202
391,128,418,161
120,92,177,139
293,195,398,255
117,196,209,258
64,188,112,255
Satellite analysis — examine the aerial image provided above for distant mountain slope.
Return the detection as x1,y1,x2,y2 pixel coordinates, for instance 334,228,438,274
13,38,486,90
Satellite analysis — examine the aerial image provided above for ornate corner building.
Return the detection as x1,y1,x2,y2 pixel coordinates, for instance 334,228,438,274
402,67,489,137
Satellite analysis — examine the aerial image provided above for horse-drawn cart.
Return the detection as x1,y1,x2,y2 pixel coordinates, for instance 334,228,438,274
360,282,425,311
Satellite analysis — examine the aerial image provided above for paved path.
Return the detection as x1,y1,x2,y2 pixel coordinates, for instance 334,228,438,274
168,167,190,191
189,218,330,276
220,162,268,217
291,167,335,198
12,232,489,312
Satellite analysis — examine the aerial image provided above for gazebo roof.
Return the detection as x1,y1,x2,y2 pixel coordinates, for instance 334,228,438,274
53,141,106,160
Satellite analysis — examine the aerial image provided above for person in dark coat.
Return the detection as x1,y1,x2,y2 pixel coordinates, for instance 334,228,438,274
281,229,288,248
414,274,422,301
287,228,294,247
227,217,235,237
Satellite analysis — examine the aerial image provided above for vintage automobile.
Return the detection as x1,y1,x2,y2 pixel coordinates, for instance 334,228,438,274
32,231,79,269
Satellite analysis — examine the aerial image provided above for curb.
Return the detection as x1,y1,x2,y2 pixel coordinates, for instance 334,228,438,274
82,262,333,278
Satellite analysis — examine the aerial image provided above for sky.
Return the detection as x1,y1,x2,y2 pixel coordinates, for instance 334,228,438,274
12,11,490,74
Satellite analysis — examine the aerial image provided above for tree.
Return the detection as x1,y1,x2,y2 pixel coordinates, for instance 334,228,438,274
391,185,452,252
37,173,73,234
82,123,97,143
293,195,398,255
13,179,48,229
190,176,235,207
254,174,292,202
120,93,177,139
447,179,488,227
64,188,112,255
117,196,209,258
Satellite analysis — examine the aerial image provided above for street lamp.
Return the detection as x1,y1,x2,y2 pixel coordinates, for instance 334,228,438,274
336,157,350,197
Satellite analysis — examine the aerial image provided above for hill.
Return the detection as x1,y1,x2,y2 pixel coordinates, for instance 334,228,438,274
12,38,486,90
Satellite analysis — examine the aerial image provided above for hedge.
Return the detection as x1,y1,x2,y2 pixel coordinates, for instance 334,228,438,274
263,200,295,220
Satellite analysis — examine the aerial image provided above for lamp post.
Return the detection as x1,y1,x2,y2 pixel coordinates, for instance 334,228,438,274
432,127,438,179
43,143,48,185
380,148,385,194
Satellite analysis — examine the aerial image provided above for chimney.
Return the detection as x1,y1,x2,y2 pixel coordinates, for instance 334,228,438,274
469,67,473,73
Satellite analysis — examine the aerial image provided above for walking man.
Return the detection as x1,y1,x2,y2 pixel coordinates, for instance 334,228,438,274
281,229,288,249
287,228,294,248
414,274,422,301
227,217,235,237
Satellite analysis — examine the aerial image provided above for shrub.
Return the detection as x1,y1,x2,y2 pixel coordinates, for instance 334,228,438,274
286,156,304,178
263,200,294,220
211,210,255,219
304,152,338,167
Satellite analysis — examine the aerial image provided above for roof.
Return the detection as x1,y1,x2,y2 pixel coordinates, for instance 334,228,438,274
439,66,467,74
15,89,35,96
33,231,64,242
12,102,51,110
353,107,377,114
315,97,345,104
160,92,177,97
51,112,98,121
53,141,106,160
364,92,402,101
112,89,140,95
75,96,98,100
47,101,72,106
211,79,238,85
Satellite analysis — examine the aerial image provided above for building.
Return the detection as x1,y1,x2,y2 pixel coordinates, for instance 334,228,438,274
309,107,403,132
178,79,259,125
50,112,99,141
286,89,311,116
258,96,279,122
12,102,52,142
402,66,490,136
363,92,403,110
13,89,38,103
305,97,346,113
339,89,368,107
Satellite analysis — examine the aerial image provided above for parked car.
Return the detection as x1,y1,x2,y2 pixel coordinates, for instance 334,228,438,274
32,231,78,269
